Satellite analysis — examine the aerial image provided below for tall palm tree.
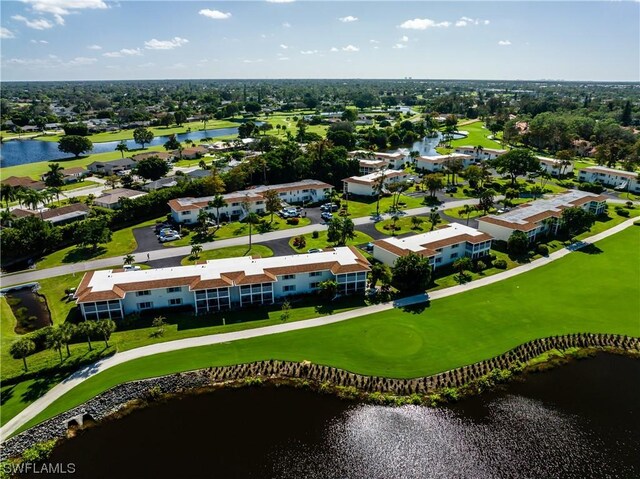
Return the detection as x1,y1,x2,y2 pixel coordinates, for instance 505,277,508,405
115,141,129,158
0,209,15,227
123,254,135,265
78,320,95,351
372,168,387,217
429,207,441,231
191,243,203,261
48,186,62,205
44,163,64,188
460,204,474,226
0,184,15,209
25,189,42,211
208,195,227,230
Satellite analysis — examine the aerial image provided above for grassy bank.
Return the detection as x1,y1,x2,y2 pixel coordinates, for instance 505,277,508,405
15,225,640,432
180,245,273,266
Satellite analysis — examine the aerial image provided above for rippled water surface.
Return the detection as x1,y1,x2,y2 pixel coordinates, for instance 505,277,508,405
30,354,640,479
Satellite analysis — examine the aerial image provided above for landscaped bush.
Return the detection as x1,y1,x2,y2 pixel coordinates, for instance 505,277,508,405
577,182,604,194
312,230,319,239
615,207,630,217
536,244,549,256
493,259,508,269
293,235,306,249
475,260,487,272
286,217,300,225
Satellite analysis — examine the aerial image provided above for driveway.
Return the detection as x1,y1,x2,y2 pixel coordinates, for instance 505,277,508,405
133,225,162,253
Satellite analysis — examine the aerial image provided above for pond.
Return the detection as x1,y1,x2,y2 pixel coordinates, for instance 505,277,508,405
27,353,640,479
0,127,241,167
2,285,52,334
391,131,466,157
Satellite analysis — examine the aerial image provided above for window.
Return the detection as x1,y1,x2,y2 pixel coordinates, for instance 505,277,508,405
451,243,459,249
283,285,296,292
138,302,153,310
282,274,296,280
167,287,182,293
435,257,442,264
181,211,191,216
435,248,442,253
169,298,182,306
450,253,459,259
309,271,322,277
231,202,239,206
136,290,151,297
309,282,320,289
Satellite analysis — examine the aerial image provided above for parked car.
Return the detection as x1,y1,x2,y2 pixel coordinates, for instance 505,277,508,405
307,248,323,254
365,242,374,252
158,228,179,238
154,223,171,233
321,203,338,212
123,265,141,272
160,234,181,243
321,212,333,221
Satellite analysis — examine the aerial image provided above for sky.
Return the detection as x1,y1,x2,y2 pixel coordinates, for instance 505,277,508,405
0,0,639,82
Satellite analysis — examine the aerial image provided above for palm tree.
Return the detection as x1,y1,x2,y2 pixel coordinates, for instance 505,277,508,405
59,323,76,357
245,212,259,249
411,216,423,230
95,319,116,348
10,338,35,371
191,243,203,261
197,210,210,235
0,184,16,209
208,195,227,230
0,209,15,227
429,207,441,231
460,204,474,225
372,168,387,217
24,189,42,211
123,254,135,265
78,320,95,351
115,141,129,158
46,327,65,363
44,163,65,188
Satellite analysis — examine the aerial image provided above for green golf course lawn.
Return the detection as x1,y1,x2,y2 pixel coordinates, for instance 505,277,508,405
15,225,640,434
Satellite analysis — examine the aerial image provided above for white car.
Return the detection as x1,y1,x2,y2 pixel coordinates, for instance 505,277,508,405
123,265,141,272
160,234,181,242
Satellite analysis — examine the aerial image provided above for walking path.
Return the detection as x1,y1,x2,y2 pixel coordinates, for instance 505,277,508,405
1,217,636,442
0,199,479,287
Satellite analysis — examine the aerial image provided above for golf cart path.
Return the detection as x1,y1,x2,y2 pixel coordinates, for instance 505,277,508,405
1,216,636,442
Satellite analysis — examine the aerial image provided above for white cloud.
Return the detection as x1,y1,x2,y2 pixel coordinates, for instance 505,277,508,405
400,35,409,42
339,15,358,23
242,59,264,63
484,20,490,25
280,44,288,49
103,47,142,58
278,57,289,61
5,54,97,68
22,0,108,16
300,50,318,55
392,43,407,49
342,44,359,52
198,9,231,20
11,15,54,30
282,22,291,28
1,28,16,39
455,20,468,27
370,39,379,44
498,40,512,46
68,56,97,66
330,47,339,52
144,37,189,50
87,44,102,50
399,18,451,30
455,17,490,27
138,62,156,68
30,39,49,44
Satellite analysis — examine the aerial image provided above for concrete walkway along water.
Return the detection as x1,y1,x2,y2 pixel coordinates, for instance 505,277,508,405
1,216,637,442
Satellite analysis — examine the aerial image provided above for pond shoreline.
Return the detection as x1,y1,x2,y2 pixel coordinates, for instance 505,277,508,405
1,332,638,461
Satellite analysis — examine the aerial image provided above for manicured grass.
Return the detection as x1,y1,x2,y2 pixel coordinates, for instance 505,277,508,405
343,194,425,219
288,230,373,252
429,249,519,290
36,216,165,269
180,245,273,266
437,121,505,153
443,206,484,221
19,226,640,433
374,215,434,236
59,180,100,191
163,217,311,248
36,120,239,143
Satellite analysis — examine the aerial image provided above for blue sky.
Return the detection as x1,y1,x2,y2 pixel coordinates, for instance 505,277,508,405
0,1,638,81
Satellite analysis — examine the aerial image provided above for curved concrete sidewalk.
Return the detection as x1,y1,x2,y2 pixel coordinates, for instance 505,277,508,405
1,217,637,442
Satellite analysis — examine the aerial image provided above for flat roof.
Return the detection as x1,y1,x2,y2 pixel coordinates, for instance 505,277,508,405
580,166,638,179
76,246,370,302
417,153,472,163
374,223,492,257
344,169,408,185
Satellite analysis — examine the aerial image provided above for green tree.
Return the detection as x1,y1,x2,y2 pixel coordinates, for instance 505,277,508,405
507,230,529,256
492,149,540,186
280,300,291,322
208,195,228,228
0,184,16,209
164,134,180,151
479,189,496,214
369,263,391,288
411,216,423,230
392,252,432,293
174,111,187,126
373,168,387,217
327,217,342,244
135,156,170,181
10,337,36,371
46,327,65,363
58,135,93,158
453,257,473,284
133,127,154,149
59,322,76,357
339,217,356,245
74,218,112,250
263,189,281,223
561,207,596,238
422,173,445,197
621,100,632,127
115,140,129,158
459,204,475,225
429,207,441,231
44,163,65,189
318,279,338,300
78,320,95,351
152,316,167,336
95,319,116,348
123,254,135,265
191,243,203,260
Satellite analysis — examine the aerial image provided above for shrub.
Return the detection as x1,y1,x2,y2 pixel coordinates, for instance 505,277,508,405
494,259,508,269
244,376,263,386
286,217,300,225
292,235,306,249
625,201,634,208
475,260,486,272
21,440,57,462
312,230,319,239
577,182,604,194
441,387,459,402
143,386,163,401
615,208,630,218
536,244,549,256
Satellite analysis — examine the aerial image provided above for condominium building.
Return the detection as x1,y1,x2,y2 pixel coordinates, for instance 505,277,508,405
537,156,574,176
578,166,639,193
342,169,410,196
453,146,507,161
372,223,493,270
415,153,474,173
168,179,334,224
348,150,408,170
75,247,371,319
477,190,607,242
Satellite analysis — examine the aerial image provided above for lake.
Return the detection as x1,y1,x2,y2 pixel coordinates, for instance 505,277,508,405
0,127,241,167
25,353,640,479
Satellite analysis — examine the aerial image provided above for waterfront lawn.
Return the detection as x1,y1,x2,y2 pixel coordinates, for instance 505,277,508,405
374,216,437,236
343,194,424,219
437,121,504,153
18,226,640,433
180,245,274,266
288,230,373,252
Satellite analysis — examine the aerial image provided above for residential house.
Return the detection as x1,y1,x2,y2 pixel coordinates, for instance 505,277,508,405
1,176,46,191
87,158,137,176
578,166,640,193
94,188,147,209
477,190,607,242
348,150,408,170
453,146,507,161
536,157,574,177
342,169,410,197
131,151,174,163
40,167,89,184
11,203,90,226
176,146,209,160
373,223,493,270
415,153,474,173
169,179,334,224
74,246,370,319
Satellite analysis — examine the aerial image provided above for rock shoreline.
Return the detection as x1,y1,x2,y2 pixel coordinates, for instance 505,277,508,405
2,332,639,460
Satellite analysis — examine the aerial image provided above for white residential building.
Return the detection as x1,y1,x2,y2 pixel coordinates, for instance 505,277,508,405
75,247,370,319
169,179,334,224
415,153,474,173
348,150,408,170
342,169,410,197
372,223,493,270
578,166,640,193
454,146,507,161
537,157,574,177
477,190,607,242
